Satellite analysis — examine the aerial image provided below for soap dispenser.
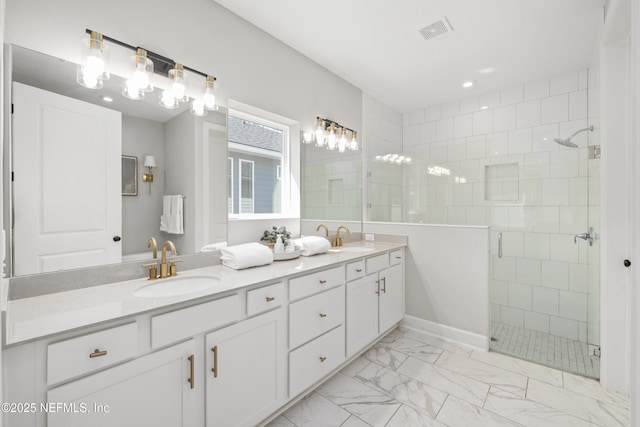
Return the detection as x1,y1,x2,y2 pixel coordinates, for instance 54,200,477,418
274,234,285,254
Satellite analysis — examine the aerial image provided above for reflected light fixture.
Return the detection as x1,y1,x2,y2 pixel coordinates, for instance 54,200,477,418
77,31,109,89
77,29,219,116
305,117,359,152
143,155,157,195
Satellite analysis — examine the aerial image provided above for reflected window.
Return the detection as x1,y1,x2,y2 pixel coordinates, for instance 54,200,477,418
228,112,289,217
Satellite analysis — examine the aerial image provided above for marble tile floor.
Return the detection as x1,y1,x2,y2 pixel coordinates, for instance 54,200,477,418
266,327,629,427
490,321,600,379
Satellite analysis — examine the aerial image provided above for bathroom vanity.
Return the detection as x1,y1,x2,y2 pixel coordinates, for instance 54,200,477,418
3,241,405,427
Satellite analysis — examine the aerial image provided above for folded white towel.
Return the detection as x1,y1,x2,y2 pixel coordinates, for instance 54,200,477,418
220,242,274,269
160,195,184,234
294,236,331,257
200,242,228,252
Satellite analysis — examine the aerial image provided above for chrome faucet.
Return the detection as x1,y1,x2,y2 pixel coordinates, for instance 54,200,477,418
334,225,350,247
574,227,595,246
160,240,178,278
147,237,158,259
316,224,329,237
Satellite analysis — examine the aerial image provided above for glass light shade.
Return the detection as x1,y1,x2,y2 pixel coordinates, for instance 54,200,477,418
159,89,179,109
77,32,109,89
126,49,153,95
326,124,337,150
190,99,208,117
314,118,325,146
349,131,358,150
143,155,157,168
203,76,217,110
302,132,313,144
338,128,347,152
168,64,189,102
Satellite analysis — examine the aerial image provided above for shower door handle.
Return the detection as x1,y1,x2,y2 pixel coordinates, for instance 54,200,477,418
498,232,503,258
574,227,595,246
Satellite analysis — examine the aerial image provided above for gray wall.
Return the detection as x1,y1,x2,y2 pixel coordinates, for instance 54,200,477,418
121,115,165,255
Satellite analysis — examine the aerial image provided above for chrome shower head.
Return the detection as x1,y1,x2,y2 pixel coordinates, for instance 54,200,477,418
553,126,593,148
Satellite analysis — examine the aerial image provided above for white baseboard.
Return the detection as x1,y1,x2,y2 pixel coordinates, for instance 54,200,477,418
402,315,489,351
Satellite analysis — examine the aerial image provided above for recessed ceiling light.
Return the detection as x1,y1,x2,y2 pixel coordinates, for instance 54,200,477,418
102,96,114,102
462,81,473,88
480,105,488,110
478,67,496,74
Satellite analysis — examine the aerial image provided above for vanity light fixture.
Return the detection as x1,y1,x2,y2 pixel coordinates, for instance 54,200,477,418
143,155,157,195
77,31,109,89
77,29,219,115
306,117,359,152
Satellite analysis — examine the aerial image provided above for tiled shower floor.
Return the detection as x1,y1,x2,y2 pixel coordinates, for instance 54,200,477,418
491,321,600,379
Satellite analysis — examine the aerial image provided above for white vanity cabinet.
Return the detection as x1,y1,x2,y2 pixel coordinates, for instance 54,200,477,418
347,250,405,357
47,339,199,427
205,308,286,427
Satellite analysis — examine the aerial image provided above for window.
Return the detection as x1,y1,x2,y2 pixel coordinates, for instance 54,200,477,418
228,108,292,218
239,159,255,214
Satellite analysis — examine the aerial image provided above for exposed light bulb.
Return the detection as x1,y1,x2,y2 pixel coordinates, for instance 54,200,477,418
160,90,178,109
203,75,217,110
81,73,99,89
123,79,143,100
171,81,186,100
190,99,207,116
327,123,337,149
349,131,358,150
168,64,189,102
77,31,109,89
338,128,347,152
303,132,313,144
84,56,105,80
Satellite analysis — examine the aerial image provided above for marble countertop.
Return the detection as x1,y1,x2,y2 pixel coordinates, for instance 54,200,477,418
5,241,405,346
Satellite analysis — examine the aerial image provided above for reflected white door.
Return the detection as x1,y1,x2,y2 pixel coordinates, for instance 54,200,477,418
12,82,122,275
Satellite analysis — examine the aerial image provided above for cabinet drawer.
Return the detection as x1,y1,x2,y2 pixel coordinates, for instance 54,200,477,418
289,325,345,398
289,266,344,301
390,249,405,265
289,285,345,349
247,282,285,316
47,322,138,385
151,294,243,348
366,253,389,274
346,260,366,282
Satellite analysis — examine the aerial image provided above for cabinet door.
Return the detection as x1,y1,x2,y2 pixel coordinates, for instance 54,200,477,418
47,340,199,427
346,274,379,357
205,309,286,427
378,263,404,333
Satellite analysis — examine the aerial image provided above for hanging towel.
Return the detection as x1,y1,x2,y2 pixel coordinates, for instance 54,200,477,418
220,242,274,270
160,195,184,234
293,236,331,256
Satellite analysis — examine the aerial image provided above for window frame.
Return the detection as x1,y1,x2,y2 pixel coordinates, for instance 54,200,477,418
227,107,293,220
238,159,255,214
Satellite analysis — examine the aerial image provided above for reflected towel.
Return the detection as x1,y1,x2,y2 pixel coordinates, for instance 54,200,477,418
220,242,274,269
200,242,228,252
294,236,331,256
160,195,184,234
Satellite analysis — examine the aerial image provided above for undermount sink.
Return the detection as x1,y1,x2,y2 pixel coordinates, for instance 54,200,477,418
133,276,221,298
328,246,374,253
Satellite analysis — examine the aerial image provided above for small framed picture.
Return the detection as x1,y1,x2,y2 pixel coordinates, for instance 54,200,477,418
122,155,138,196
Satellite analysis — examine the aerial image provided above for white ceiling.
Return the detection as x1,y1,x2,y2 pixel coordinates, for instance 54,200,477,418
214,0,605,113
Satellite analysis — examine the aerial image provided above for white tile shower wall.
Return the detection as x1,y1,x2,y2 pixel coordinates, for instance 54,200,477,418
402,70,598,345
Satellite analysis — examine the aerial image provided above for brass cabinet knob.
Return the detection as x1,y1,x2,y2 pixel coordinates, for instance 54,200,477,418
319,356,327,363
266,296,275,302
319,313,327,318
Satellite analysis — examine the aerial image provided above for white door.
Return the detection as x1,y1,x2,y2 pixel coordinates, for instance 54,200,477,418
205,309,286,427
379,264,404,333
12,82,121,275
47,340,199,427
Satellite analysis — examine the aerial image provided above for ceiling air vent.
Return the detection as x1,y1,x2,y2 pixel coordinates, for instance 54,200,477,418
419,17,454,41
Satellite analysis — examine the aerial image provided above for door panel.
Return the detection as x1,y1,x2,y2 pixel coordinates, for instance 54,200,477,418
12,82,122,275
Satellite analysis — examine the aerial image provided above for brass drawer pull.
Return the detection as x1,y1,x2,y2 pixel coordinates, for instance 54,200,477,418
355,268,363,272
211,346,218,378
376,280,380,295
382,277,387,293
319,356,327,363
319,280,327,284
266,296,275,302
188,355,195,389
89,349,108,358
395,256,402,259
319,313,327,318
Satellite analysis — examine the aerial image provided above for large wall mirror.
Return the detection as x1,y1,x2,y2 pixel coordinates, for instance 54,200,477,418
4,45,228,277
